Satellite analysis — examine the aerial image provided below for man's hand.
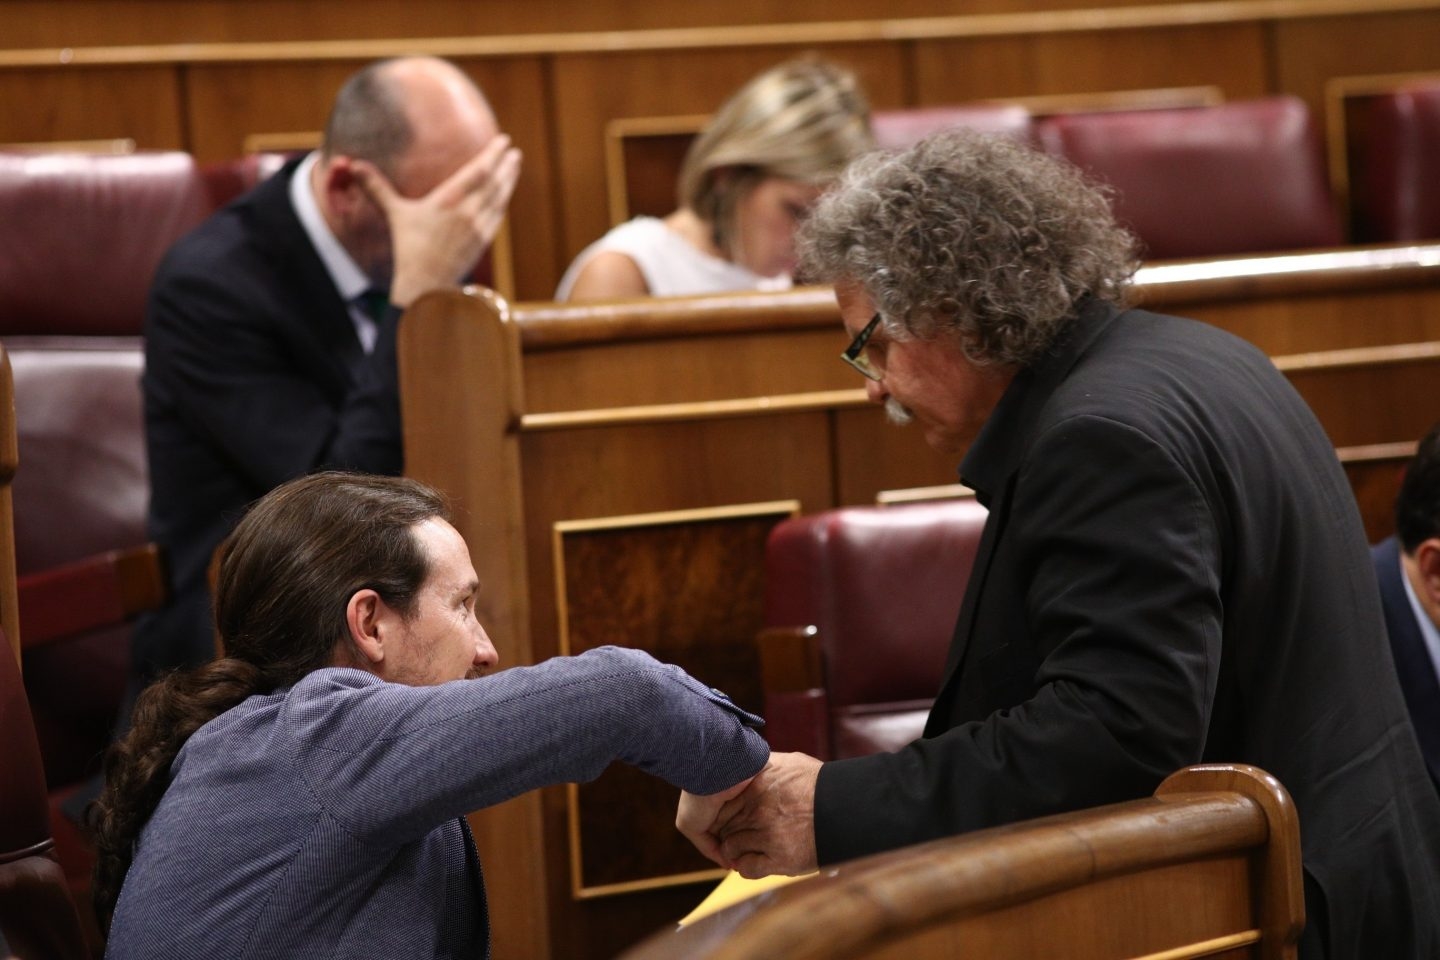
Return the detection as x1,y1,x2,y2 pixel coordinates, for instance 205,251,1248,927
679,752,823,879
677,774,756,869
354,134,522,307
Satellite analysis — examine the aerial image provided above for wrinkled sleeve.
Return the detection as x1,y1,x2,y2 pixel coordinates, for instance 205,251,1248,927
816,415,1222,861
283,647,769,843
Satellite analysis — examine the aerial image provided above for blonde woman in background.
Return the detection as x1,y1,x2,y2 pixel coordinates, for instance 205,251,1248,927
557,58,875,300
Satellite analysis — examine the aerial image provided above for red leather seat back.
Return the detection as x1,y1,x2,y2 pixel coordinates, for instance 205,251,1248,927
1035,96,1343,260
0,151,209,336
763,499,988,757
873,104,1033,150
199,150,290,211
7,337,144,787
1352,82,1440,243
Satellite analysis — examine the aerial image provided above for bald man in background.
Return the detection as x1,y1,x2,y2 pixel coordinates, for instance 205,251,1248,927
127,56,521,738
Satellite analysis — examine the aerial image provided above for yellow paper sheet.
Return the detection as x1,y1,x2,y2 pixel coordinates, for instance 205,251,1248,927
679,870,817,927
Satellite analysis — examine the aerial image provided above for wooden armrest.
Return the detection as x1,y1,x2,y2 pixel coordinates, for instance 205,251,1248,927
18,543,166,649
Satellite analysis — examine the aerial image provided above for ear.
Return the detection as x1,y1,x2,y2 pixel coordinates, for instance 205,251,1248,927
319,155,364,218
345,588,387,669
1415,538,1440,608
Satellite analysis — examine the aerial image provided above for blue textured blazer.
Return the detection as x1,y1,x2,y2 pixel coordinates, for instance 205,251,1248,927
104,648,769,959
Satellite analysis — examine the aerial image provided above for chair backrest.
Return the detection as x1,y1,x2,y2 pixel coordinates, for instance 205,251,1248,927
199,150,290,211
1350,80,1440,243
760,498,988,759
0,151,210,336
1035,96,1343,260
6,336,147,788
872,104,1033,150
620,763,1305,960
0,343,90,960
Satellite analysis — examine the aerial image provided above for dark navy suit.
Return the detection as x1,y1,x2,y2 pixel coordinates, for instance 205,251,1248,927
136,157,402,682
1372,536,1440,792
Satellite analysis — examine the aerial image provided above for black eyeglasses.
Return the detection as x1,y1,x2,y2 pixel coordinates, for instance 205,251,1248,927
841,312,884,381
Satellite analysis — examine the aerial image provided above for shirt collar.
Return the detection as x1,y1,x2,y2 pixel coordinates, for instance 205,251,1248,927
289,151,372,303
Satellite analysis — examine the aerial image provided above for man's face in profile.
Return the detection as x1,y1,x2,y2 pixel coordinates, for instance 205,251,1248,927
383,518,499,686
836,279,1014,456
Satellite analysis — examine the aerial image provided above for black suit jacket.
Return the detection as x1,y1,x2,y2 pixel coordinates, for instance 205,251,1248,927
1373,536,1440,791
135,157,403,674
815,300,1440,959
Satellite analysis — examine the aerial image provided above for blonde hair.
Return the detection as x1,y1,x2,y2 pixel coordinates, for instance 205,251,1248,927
679,58,875,256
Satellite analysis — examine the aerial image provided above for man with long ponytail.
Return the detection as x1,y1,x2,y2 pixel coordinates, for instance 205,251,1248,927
91,471,767,958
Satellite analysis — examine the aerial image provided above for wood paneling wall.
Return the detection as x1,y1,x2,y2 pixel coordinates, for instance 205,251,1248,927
6,1,1440,298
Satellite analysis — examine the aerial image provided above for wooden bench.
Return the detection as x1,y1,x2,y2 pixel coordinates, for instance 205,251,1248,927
396,241,1440,959
618,764,1304,960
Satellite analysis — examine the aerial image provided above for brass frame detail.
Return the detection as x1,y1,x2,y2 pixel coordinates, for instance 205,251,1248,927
553,499,801,900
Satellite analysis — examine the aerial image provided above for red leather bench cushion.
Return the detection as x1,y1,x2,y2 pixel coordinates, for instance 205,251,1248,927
1035,96,1343,260
9,336,146,787
764,499,988,710
873,104,1033,151
0,151,209,336
1352,83,1440,243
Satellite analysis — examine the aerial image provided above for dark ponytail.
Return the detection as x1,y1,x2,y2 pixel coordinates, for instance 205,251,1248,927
90,659,263,930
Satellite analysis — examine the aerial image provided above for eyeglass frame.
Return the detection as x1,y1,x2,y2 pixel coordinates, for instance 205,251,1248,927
841,311,885,381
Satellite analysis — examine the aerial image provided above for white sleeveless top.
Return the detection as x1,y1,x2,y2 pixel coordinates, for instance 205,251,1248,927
555,216,793,300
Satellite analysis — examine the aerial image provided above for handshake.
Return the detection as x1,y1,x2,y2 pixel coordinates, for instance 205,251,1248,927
676,752,824,879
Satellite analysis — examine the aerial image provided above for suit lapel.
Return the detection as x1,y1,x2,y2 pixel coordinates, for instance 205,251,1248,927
923,299,1124,736
244,159,365,385
1375,538,1440,786
925,479,1012,734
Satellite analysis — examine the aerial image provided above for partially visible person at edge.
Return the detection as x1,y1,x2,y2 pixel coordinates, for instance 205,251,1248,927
1372,419,1440,793
556,57,874,300
125,56,522,763
677,129,1440,960
92,471,767,958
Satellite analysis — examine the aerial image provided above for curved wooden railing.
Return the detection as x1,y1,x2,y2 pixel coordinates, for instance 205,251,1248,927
618,764,1304,960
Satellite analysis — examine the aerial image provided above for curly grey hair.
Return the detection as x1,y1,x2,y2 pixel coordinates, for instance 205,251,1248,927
797,129,1138,367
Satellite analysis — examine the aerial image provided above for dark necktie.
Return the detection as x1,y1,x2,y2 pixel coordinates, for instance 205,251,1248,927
355,288,391,323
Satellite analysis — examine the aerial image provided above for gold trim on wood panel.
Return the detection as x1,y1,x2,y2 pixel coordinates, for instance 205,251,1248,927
552,500,804,543
1272,339,1440,372
0,137,135,154
3,0,1439,68
1126,929,1262,960
604,113,709,226
990,84,1224,116
521,390,868,432
875,483,976,505
553,499,801,900
241,130,321,154
1336,439,1420,462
